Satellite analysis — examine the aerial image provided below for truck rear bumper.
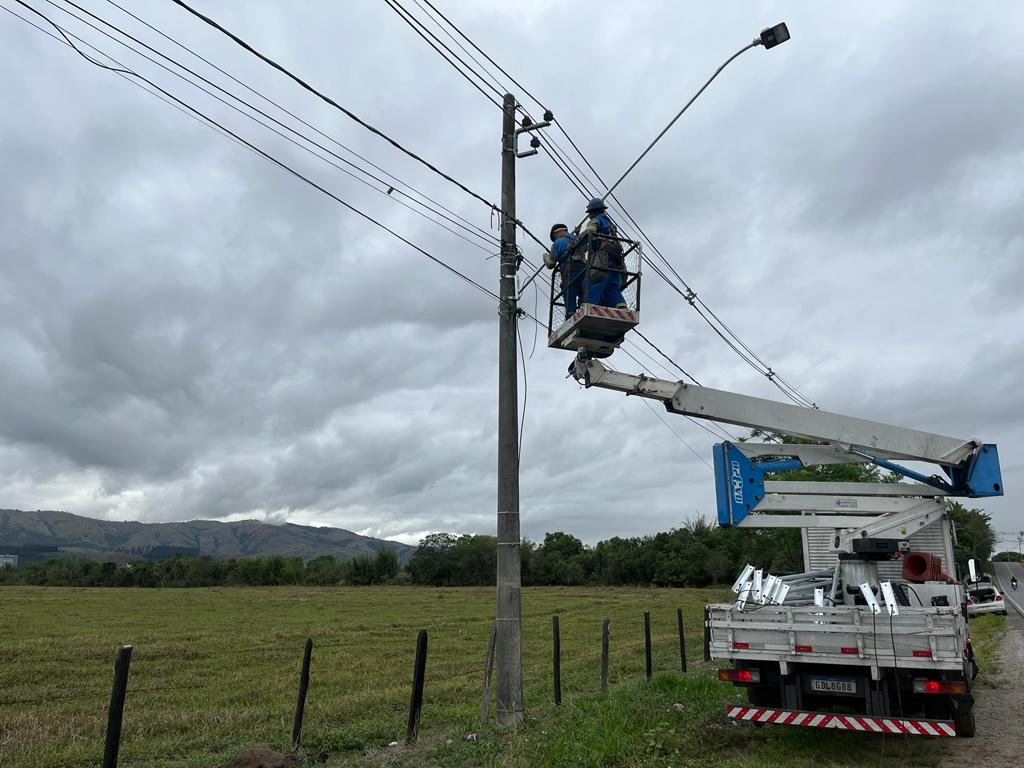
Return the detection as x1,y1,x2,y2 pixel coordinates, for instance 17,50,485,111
725,705,956,736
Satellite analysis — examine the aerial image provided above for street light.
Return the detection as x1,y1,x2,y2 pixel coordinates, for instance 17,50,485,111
759,22,791,50
599,22,791,202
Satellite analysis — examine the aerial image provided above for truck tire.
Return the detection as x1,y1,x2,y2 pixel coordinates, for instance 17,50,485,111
746,685,782,708
953,702,976,738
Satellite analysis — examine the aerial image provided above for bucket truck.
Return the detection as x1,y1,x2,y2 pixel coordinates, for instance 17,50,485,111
563,352,1002,737
546,250,1001,736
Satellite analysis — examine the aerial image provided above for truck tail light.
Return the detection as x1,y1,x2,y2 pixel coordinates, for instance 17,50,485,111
732,642,749,650
794,644,813,653
912,650,933,658
718,668,761,684
913,679,967,695
840,647,859,655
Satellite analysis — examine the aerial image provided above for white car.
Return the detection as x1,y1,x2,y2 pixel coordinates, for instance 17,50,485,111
966,583,1008,616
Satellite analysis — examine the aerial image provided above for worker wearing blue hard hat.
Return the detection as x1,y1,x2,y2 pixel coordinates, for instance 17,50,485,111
574,198,627,309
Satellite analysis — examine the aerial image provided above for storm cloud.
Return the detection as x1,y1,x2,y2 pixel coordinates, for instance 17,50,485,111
1,1,1022,550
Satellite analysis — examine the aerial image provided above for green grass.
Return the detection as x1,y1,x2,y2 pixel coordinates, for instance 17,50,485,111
967,612,1005,681
0,586,1008,768
343,671,946,768
0,586,724,767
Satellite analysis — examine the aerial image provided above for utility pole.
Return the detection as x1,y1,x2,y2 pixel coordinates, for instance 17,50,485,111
495,91,523,727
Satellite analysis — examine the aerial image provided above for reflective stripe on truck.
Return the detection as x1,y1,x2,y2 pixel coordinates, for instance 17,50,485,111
725,706,956,736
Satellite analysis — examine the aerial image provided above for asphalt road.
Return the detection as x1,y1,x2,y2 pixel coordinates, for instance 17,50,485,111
993,560,1024,618
938,561,1024,765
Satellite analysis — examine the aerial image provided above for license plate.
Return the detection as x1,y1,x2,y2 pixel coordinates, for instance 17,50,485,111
809,677,858,695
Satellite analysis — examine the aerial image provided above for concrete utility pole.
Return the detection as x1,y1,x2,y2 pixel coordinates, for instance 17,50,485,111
495,91,523,726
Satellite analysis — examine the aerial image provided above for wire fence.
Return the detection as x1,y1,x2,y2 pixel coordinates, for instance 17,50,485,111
0,606,704,767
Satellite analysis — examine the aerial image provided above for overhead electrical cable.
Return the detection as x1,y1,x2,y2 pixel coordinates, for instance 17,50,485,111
383,0,749,434
403,1,815,406
382,0,502,107
166,0,550,253
396,0,600,206
415,0,544,111
52,0,498,254
5,2,727,481
12,0,501,304
409,0,505,95
383,0,600,271
619,345,738,443
1,2,253,156
106,0,498,246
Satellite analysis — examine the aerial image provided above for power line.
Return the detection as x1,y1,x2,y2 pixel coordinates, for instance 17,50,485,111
167,0,550,253
52,0,499,255
416,0,546,112
1,2,252,156
11,0,501,305
409,8,817,407
408,0,505,96
618,345,738,444
387,7,739,435
104,0,499,247
382,0,501,107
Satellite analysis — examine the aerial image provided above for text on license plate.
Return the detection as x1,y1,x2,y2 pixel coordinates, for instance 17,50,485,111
810,678,857,694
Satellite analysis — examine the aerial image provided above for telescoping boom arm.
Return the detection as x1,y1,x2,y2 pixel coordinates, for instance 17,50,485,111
571,357,1003,511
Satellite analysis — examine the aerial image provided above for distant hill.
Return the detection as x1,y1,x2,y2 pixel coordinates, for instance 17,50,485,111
0,509,415,564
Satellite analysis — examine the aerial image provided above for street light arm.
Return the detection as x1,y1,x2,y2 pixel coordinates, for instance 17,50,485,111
600,38,761,203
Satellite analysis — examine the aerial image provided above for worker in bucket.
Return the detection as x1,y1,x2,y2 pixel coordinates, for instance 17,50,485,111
574,197,627,308
545,222,585,315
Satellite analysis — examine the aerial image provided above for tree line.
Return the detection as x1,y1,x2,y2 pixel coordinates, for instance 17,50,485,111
0,451,999,589
0,548,400,588
1,504,996,589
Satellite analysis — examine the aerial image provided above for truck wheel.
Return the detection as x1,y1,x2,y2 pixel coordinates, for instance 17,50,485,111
746,685,781,708
953,702,976,738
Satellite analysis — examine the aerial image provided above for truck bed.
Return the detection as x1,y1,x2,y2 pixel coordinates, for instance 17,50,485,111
707,603,967,672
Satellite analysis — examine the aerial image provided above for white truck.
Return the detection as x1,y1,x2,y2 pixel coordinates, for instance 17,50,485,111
558,340,1002,737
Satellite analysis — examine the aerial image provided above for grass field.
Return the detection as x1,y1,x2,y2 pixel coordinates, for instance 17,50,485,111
0,586,1006,768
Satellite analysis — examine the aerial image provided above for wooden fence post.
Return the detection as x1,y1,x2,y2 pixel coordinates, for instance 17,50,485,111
600,618,610,692
406,630,428,745
677,608,687,674
643,612,652,680
552,615,562,705
102,644,133,768
291,638,313,751
480,620,497,723
703,605,711,662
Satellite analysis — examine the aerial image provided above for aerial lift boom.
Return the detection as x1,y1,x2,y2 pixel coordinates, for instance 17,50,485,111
570,357,1002,506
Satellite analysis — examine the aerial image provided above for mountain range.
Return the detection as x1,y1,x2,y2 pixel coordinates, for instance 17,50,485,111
0,509,415,563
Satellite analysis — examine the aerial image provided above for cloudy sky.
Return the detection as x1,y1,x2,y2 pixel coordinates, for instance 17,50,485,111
1,1,1022,551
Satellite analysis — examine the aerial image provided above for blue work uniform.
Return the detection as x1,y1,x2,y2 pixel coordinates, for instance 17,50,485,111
550,232,586,315
583,212,627,308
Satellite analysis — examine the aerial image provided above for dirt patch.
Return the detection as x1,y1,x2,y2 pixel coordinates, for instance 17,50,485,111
218,746,299,768
937,567,1024,766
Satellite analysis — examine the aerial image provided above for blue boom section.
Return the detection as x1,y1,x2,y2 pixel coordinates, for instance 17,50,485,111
713,442,801,527
713,440,1005,528
869,443,1003,499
